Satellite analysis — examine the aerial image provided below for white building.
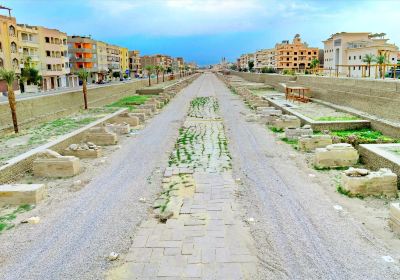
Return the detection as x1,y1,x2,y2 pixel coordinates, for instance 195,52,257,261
323,32,398,78
254,48,275,72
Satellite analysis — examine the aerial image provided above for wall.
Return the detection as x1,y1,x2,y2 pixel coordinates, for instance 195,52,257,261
0,79,153,131
232,71,400,123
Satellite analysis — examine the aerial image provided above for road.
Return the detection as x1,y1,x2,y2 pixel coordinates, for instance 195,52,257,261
0,73,399,279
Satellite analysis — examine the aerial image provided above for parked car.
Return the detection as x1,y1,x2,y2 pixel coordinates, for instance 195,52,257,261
96,80,106,84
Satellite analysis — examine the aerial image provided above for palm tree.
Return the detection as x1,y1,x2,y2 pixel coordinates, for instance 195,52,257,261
154,65,161,84
144,65,154,86
159,65,165,82
77,69,89,110
362,54,374,77
375,54,386,78
310,58,320,74
0,69,18,133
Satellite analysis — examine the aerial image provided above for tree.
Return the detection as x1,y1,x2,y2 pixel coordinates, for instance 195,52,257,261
362,54,374,77
159,65,165,82
375,54,386,78
77,69,89,110
154,65,162,83
112,71,120,79
166,66,173,74
185,65,190,76
248,61,254,72
229,64,237,71
0,69,18,133
145,65,154,86
310,58,320,74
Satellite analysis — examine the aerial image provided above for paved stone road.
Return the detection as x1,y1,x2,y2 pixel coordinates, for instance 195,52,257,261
108,95,258,279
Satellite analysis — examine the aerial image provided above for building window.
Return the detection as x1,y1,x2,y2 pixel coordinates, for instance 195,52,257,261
10,42,17,53
308,52,311,55
359,55,361,59
12,58,18,69
307,63,310,66
9,25,15,36
47,64,51,70
353,56,356,60
294,63,297,66
46,50,51,57
358,66,361,70
286,63,289,66
45,37,50,43
0,42,2,52
0,58,3,68
349,56,351,60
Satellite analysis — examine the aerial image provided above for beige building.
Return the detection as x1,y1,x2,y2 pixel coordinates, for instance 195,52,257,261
275,34,318,72
119,47,129,76
106,44,121,74
254,48,275,72
37,26,71,91
238,53,254,71
323,32,399,78
17,24,40,71
129,50,141,75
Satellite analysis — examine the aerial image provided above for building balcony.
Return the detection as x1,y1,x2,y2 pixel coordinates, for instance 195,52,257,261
70,57,96,63
69,47,95,53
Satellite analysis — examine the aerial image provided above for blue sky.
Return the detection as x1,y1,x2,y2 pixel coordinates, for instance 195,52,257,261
3,0,400,66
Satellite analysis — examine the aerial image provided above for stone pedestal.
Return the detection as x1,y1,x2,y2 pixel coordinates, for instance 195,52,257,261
272,115,301,130
84,127,118,145
63,142,102,158
298,135,332,152
314,143,359,168
389,203,400,234
341,168,398,197
284,125,313,140
105,123,130,135
139,104,157,113
134,108,153,117
0,184,46,205
111,112,140,126
33,150,80,178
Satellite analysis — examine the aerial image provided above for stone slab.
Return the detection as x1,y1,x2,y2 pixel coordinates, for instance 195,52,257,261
0,184,46,205
33,156,80,177
298,135,332,152
315,143,359,168
63,148,102,158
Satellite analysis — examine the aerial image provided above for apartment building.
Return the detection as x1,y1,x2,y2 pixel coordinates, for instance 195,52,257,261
238,53,254,70
140,54,169,70
119,47,129,76
96,40,109,81
17,24,40,71
129,50,141,75
254,48,275,72
106,44,121,74
323,32,399,77
275,34,318,72
37,26,72,90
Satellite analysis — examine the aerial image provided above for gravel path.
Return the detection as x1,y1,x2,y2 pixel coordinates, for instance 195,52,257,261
211,73,400,279
0,75,204,280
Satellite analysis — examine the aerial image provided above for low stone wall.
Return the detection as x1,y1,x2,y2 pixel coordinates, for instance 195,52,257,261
0,77,165,132
231,71,400,137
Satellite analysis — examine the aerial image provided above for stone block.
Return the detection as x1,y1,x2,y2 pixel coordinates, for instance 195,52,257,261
139,104,157,113
245,114,259,122
284,125,313,140
341,168,398,197
389,203,400,234
314,143,359,168
298,135,332,152
0,184,46,206
134,108,152,117
111,113,140,126
84,127,118,145
105,123,130,135
63,142,102,158
272,115,301,130
33,150,81,178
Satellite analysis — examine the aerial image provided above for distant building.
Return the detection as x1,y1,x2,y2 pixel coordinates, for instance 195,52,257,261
254,48,275,72
323,32,399,78
275,34,318,73
238,53,254,70
129,50,141,75
119,47,129,77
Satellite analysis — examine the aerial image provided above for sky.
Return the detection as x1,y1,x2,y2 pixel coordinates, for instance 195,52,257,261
3,0,400,66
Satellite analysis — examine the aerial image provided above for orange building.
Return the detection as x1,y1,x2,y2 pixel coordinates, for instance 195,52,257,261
68,35,99,82
275,34,319,72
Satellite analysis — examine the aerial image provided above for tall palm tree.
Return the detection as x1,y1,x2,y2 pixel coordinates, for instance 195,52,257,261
310,58,320,74
159,65,165,82
375,54,386,78
154,65,161,84
77,69,89,109
0,69,18,133
362,54,374,77
145,65,154,86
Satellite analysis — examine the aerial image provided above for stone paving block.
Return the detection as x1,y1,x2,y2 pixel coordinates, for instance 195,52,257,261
132,235,149,248
0,184,46,206
183,264,202,278
84,127,118,146
341,168,398,198
272,115,301,130
284,125,313,140
164,247,181,256
298,134,332,152
314,143,359,168
33,150,80,178
126,248,153,263
201,247,216,264
182,243,194,255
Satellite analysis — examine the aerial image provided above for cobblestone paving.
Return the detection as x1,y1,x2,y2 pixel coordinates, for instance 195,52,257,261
108,96,258,279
